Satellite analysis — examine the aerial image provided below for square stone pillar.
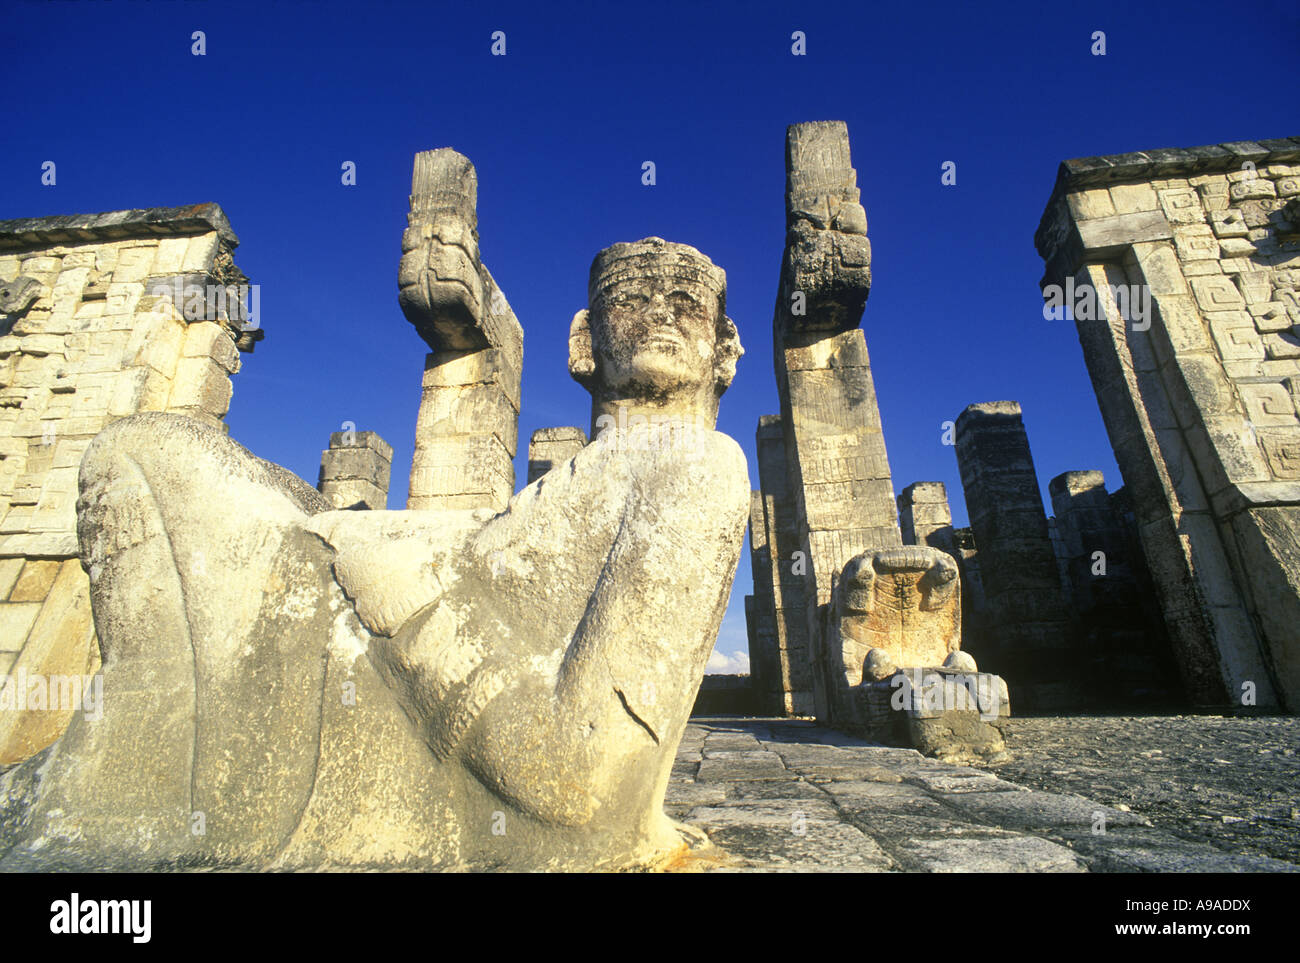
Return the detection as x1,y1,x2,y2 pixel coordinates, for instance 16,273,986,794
408,347,518,511
318,430,392,510
754,414,814,715
399,149,524,513
745,489,780,709
526,426,587,484
954,401,1077,708
762,123,899,721
898,481,956,554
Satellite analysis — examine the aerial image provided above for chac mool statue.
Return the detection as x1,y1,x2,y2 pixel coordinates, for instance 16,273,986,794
0,235,748,872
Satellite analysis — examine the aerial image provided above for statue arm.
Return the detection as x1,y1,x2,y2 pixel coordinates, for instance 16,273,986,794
451,431,750,827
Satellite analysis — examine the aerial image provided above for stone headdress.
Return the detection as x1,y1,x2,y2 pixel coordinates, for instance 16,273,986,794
568,237,742,394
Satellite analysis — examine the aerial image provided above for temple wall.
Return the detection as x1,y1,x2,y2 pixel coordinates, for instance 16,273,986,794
1037,137,1300,711
0,205,254,763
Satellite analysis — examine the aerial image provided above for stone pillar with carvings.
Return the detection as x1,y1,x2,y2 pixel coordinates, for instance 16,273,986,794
767,122,901,720
399,149,523,512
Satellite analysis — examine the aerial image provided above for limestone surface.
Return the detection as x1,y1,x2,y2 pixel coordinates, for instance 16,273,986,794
526,426,587,483
318,429,392,510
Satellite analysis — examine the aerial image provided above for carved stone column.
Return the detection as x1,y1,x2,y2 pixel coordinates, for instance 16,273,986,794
399,149,523,512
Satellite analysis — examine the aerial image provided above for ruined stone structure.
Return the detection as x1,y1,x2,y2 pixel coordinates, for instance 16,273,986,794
953,402,1077,709
0,205,254,764
744,121,904,720
317,430,392,510
823,551,1007,764
0,153,749,871
1037,137,1300,712
526,426,587,484
742,123,1005,760
898,482,956,555
400,150,522,513
948,404,1176,709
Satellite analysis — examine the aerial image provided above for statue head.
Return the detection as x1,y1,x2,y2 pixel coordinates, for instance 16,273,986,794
568,238,742,429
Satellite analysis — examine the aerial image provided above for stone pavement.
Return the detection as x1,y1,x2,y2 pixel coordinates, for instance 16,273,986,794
980,715,1300,867
669,717,1300,872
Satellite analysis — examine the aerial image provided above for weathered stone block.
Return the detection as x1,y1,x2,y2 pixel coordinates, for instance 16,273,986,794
1230,179,1277,201
527,426,588,483
1210,209,1249,237
1067,188,1116,220
1110,183,1158,214
183,321,240,374
1206,310,1266,362
0,601,41,649
1239,382,1299,427
8,559,60,601
0,560,96,766
150,237,189,276
1173,225,1219,261
167,356,232,416
1191,275,1246,313
1159,188,1205,224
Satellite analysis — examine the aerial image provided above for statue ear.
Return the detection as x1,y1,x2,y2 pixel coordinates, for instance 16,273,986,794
713,314,743,393
568,309,596,389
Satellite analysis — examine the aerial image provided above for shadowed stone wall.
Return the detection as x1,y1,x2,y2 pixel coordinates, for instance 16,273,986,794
1049,470,1179,704
747,415,812,714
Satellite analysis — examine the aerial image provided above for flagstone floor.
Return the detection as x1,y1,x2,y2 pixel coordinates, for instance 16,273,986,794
670,717,1300,872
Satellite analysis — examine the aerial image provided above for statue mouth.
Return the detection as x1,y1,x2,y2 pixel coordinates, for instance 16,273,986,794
644,331,685,351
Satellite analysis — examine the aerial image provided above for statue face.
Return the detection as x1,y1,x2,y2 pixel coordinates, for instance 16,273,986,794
591,275,719,400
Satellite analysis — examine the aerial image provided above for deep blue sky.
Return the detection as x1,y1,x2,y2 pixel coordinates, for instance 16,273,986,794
3,0,1296,664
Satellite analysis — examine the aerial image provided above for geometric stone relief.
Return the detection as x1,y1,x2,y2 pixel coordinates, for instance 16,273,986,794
1238,381,1300,427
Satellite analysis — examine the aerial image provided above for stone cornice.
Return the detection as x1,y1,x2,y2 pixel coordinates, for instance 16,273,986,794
0,203,238,253
1035,138,1300,264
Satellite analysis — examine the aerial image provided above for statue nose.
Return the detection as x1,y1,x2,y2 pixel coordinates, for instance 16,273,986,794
647,294,673,320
